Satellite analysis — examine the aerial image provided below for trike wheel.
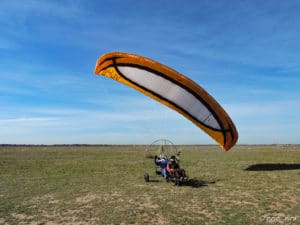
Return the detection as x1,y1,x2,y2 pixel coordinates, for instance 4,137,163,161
144,173,150,182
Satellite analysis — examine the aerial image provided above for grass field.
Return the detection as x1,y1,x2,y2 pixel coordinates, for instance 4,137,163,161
0,145,299,225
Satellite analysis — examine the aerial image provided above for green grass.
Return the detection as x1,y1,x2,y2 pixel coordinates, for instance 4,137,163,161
0,145,299,224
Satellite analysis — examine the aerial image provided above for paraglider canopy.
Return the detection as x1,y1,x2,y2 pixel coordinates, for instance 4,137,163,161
94,52,238,151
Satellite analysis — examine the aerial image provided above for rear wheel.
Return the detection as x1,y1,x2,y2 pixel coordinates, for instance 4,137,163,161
144,173,150,182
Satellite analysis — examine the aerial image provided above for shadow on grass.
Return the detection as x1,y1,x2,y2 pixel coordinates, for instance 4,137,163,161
185,179,217,188
245,163,300,171
146,177,217,188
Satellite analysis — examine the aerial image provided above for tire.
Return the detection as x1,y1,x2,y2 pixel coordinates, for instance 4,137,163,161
144,173,150,182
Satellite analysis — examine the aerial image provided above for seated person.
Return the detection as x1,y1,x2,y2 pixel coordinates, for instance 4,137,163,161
166,156,186,178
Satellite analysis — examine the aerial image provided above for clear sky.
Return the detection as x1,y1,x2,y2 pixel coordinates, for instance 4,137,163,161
1,0,300,145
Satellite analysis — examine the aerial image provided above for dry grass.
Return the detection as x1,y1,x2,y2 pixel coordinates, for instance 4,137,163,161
0,145,299,224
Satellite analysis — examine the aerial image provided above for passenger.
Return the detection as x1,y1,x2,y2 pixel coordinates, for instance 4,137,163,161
167,155,186,178
166,156,179,172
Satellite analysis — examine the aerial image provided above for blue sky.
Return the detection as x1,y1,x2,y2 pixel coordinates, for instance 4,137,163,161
1,0,299,145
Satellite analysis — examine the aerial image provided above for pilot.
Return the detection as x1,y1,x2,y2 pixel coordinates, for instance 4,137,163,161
154,155,168,178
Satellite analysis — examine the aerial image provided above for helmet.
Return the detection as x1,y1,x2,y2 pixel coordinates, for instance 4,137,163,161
170,155,176,162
